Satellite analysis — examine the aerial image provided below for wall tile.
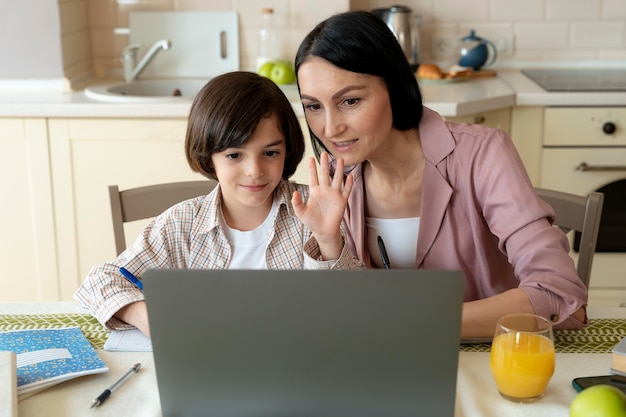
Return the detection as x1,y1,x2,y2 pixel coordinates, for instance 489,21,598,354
571,22,623,48
59,0,89,34
602,0,626,19
88,0,118,28
516,22,569,49
491,0,544,21
547,0,601,20
434,0,489,21
173,0,231,10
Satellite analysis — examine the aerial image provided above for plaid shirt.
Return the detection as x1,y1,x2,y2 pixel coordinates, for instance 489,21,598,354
74,179,364,330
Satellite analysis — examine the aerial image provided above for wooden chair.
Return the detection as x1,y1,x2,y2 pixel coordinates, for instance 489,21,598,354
109,180,217,255
535,188,604,288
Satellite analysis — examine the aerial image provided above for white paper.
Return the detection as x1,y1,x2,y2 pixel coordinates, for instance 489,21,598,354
104,329,152,352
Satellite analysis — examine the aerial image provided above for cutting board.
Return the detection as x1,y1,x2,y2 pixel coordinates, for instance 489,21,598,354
129,11,239,78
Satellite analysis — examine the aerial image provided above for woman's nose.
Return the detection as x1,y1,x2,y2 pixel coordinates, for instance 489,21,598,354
324,111,346,138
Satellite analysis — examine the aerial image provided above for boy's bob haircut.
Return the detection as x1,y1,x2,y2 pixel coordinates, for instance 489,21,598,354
295,11,423,158
185,71,305,180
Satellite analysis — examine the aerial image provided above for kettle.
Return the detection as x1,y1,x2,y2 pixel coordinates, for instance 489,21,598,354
458,29,497,70
372,5,421,70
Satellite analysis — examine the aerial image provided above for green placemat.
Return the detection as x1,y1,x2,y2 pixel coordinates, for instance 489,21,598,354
461,318,626,353
0,314,110,349
1,314,624,354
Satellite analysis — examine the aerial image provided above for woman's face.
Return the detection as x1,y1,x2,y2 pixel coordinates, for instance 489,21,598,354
297,56,394,166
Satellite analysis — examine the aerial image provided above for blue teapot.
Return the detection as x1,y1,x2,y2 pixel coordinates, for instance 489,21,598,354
458,30,497,70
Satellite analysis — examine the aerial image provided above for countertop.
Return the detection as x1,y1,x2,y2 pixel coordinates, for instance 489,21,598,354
1,70,625,119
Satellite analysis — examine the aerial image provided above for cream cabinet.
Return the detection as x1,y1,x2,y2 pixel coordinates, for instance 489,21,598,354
444,107,542,186
0,118,60,301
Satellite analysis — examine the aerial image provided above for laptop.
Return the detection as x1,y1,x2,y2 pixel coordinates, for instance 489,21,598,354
143,269,464,417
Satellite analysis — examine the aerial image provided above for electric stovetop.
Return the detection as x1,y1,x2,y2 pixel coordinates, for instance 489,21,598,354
522,68,626,92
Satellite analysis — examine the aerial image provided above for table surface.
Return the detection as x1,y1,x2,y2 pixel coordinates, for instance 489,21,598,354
2,303,625,417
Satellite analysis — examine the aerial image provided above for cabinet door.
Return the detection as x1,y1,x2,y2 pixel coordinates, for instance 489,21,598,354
0,118,59,301
49,118,205,299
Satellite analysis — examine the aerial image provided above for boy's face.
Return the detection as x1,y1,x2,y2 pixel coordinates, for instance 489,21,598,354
211,114,287,230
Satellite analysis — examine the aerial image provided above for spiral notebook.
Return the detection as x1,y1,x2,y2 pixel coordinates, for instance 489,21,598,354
143,269,465,417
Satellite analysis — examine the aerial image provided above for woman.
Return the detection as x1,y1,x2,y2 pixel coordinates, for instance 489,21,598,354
294,11,587,338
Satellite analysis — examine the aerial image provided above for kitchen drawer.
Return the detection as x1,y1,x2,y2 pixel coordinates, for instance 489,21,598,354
444,108,511,133
543,107,626,146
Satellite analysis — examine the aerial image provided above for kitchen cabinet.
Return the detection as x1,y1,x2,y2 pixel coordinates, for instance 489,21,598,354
445,107,542,186
0,118,60,302
539,107,626,307
444,108,511,132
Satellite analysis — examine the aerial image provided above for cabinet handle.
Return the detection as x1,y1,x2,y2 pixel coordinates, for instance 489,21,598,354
575,162,626,172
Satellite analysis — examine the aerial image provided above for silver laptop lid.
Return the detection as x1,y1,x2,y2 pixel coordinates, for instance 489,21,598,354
143,269,464,417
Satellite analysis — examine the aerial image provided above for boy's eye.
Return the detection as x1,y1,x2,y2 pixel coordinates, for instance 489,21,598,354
225,153,241,160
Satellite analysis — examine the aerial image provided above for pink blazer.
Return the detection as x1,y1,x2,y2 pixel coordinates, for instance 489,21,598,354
341,107,587,330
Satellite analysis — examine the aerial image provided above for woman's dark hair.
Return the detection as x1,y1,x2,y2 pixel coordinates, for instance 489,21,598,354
185,71,305,180
295,10,423,158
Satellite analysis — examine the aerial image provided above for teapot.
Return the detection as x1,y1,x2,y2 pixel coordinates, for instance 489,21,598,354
372,5,421,70
458,29,497,70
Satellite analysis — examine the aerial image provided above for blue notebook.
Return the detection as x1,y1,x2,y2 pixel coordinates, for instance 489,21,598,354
0,327,108,398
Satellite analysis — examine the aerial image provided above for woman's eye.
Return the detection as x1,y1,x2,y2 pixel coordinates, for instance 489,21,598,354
265,150,280,157
304,103,321,111
343,98,360,106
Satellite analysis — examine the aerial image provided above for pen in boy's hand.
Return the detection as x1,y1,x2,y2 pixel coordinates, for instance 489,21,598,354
119,267,144,291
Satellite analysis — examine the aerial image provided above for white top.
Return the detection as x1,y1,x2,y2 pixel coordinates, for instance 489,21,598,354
366,217,420,269
221,199,279,269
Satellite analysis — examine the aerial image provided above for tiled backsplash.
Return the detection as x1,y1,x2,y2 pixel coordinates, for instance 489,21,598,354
57,0,626,88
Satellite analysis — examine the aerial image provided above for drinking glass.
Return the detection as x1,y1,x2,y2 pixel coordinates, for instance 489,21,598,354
489,313,555,402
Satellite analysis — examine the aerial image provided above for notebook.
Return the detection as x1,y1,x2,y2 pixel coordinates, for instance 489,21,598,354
143,269,465,417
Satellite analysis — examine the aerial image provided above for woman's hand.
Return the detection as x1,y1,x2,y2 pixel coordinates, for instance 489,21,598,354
292,152,354,260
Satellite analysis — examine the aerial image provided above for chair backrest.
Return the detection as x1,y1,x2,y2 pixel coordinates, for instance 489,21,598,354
535,187,604,288
109,180,218,255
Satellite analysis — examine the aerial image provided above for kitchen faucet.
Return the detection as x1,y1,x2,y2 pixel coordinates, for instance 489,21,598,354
122,39,171,82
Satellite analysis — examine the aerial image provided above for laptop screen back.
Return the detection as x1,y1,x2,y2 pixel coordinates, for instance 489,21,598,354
143,269,464,417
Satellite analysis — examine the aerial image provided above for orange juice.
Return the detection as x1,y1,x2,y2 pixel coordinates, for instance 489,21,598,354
490,332,555,399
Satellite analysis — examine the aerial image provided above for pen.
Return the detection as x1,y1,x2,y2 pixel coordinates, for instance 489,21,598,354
377,235,391,270
90,363,141,409
120,267,144,291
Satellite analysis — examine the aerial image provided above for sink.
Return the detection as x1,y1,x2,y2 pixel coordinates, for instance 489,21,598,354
84,78,211,103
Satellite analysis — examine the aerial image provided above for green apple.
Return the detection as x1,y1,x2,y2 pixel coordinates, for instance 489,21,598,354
257,61,275,79
269,60,296,85
257,60,296,85
570,384,626,417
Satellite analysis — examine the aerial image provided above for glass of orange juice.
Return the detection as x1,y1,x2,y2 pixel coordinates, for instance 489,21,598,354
489,313,555,402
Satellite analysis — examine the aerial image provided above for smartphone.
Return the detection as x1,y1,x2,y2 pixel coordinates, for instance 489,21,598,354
572,375,626,394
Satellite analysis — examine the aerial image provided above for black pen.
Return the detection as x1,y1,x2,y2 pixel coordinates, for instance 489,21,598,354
90,363,141,409
377,235,391,270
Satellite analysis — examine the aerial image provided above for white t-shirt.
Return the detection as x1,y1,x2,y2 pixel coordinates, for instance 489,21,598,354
221,199,279,269
366,217,420,269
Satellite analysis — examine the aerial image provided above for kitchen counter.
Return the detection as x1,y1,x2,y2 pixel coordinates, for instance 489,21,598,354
498,70,626,106
1,70,625,119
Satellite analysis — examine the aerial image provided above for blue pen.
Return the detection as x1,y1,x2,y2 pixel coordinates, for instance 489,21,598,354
119,267,144,291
